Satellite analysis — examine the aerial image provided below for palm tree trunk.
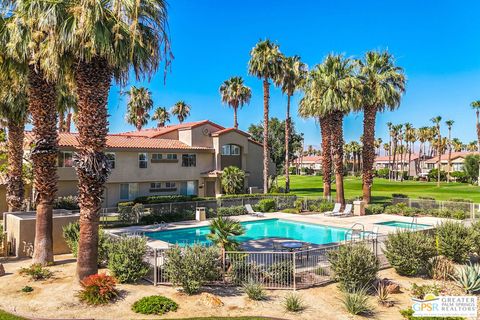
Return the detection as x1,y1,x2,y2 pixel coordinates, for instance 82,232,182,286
319,116,332,198
233,105,238,129
330,111,345,207
447,129,452,183
392,141,397,181
29,66,58,265
74,58,112,280
262,78,270,194
65,112,72,133
284,95,291,193
362,105,376,203
388,136,392,180
6,118,25,212
58,111,65,132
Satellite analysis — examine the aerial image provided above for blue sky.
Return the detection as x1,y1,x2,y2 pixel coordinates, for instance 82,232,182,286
107,0,480,148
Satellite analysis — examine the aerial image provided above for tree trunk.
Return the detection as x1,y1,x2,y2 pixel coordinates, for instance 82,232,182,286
74,58,112,280
330,111,345,207
58,111,65,132
388,136,392,180
6,118,26,212
362,105,376,203
437,128,441,187
319,116,332,198
29,66,58,265
392,140,397,181
447,129,452,182
284,95,291,193
65,113,72,133
233,105,238,130
262,78,270,194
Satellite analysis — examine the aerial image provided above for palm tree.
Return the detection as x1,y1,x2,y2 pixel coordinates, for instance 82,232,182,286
207,216,245,251
445,120,454,182
248,39,283,194
219,76,252,129
404,123,416,178
451,138,463,152
417,127,430,174
61,0,171,279
276,55,307,193
431,116,442,186
357,51,406,202
125,86,154,131
383,142,390,157
391,124,403,180
151,107,170,128
171,101,190,124
221,166,246,195
386,122,393,180
57,80,77,133
374,138,383,156
471,100,480,185
467,141,478,152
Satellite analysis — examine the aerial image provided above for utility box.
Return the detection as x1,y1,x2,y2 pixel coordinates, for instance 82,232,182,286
353,201,366,216
195,207,207,221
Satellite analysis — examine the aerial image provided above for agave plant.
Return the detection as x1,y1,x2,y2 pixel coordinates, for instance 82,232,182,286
451,263,480,294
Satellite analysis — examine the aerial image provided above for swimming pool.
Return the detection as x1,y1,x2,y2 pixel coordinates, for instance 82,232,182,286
375,220,431,229
146,218,355,246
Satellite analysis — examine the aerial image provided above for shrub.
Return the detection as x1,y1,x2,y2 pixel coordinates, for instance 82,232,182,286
21,286,33,293
281,208,299,214
283,293,305,312
267,260,293,285
107,236,150,283
53,195,79,210
228,258,262,285
221,166,246,195
242,280,267,301
410,283,440,299
376,283,393,307
384,203,416,216
450,263,480,294
119,203,144,223
164,244,221,294
450,171,469,183
400,307,464,320
340,287,373,316
307,199,334,212
134,195,198,204
436,221,473,263
62,222,109,266
428,168,447,182
383,230,436,276
376,168,389,179
327,244,379,292
256,199,276,212
428,256,455,281
470,221,480,256
294,199,304,212
131,296,178,315
392,193,408,199
366,204,384,215
78,274,118,305
217,206,247,216
207,216,244,251
19,264,52,281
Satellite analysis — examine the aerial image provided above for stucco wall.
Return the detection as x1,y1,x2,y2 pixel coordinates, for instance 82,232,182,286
246,140,264,188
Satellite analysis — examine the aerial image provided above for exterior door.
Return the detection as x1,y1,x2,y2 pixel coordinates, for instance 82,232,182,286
186,181,196,196
206,181,216,197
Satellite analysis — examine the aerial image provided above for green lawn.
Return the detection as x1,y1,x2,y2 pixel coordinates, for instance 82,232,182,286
0,310,27,320
278,175,480,203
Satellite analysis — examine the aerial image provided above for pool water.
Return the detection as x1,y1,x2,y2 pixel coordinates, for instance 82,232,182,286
146,218,354,246
375,220,431,229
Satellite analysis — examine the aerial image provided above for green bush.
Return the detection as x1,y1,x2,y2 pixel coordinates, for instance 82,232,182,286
400,307,464,320
119,203,144,223
78,273,118,305
217,206,247,216
294,199,304,212
164,244,221,294
62,222,109,266
392,193,408,198
376,168,390,179
267,260,293,285
256,199,276,212
19,264,52,281
383,230,436,276
140,209,196,224
340,287,373,316
428,168,447,182
436,221,473,263
470,221,480,256
53,195,79,210
365,204,384,215
242,281,267,301
283,293,305,312
21,286,33,293
384,203,416,217
134,194,199,204
410,283,440,299
281,208,299,214
307,199,334,212
131,295,178,315
327,244,379,292
450,171,469,183
107,236,150,283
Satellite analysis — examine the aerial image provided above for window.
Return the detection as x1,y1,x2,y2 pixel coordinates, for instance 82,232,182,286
120,184,129,200
221,144,240,156
150,182,162,190
106,152,116,169
165,182,176,189
151,153,162,161
139,153,148,168
182,154,196,167
120,183,138,200
150,181,176,192
151,153,177,161
58,151,73,167
167,154,177,160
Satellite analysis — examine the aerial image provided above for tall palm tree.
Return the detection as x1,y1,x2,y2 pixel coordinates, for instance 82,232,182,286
125,86,154,131
404,123,416,178
171,101,190,124
451,138,463,152
374,138,383,156
248,39,283,194
151,106,170,128
386,122,393,180
276,55,307,193
357,51,406,202
467,141,478,152
61,0,171,279
431,116,442,186
219,76,252,130
391,124,402,180
445,120,454,182
417,126,430,174
471,100,480,185
383,142,390,157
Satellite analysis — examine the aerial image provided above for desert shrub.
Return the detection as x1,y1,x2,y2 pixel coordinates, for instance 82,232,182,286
267,260,293,285
376,168,390,179
428,256,455,281
383,230,436,276
428,168,447,182
78,274,118,305
217,206,247,216
256,199,276,212
375,283,393,307
340,287,373,315
229,258,262,285
131,295,178,315
384,203,416,217
21,286,33,293
19,264,52,281
294,199,304,212
242,280,267,301
451,263,480,294
62,222,109,266
410,283,440,299
366,204,384,215
327,244,379,292
283,293,305,312
470,221,480,256
53,195,79,210
436,221,473,263
107,236,150,283
164,244,221,294
400,307,464,320
307,199,334,212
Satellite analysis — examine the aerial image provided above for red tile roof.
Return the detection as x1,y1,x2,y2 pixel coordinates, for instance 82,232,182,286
424,152,473,164
211,127,251,137
375,153,421,162
117,120,224,138
293,156,322,163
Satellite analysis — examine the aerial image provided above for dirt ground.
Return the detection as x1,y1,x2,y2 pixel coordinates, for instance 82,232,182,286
0,254,441,320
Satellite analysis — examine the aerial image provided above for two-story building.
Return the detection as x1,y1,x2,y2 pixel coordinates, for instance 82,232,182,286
17,120,269,208
291,156,322,174
421,152,473,176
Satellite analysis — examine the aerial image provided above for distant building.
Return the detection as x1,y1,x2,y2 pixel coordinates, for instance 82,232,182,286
374,153,423,177
422,152,474,176
291,156,322,174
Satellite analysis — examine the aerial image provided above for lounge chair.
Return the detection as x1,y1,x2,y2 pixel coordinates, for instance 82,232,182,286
324,203,341,216
245,204,265,217
331,203,353,217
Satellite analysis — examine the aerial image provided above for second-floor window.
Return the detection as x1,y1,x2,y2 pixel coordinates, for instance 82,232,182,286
58,151,73,167
221,144,240,155
105,152,116,169
151,153,178,161
139,153,148,168
182,154,196,167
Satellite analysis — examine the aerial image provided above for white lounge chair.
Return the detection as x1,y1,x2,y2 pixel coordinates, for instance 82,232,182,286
331,203,353,217
324,203,341,216
245,204,265,217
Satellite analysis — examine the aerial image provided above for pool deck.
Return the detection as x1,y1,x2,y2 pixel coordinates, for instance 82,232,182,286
108,213,451,250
